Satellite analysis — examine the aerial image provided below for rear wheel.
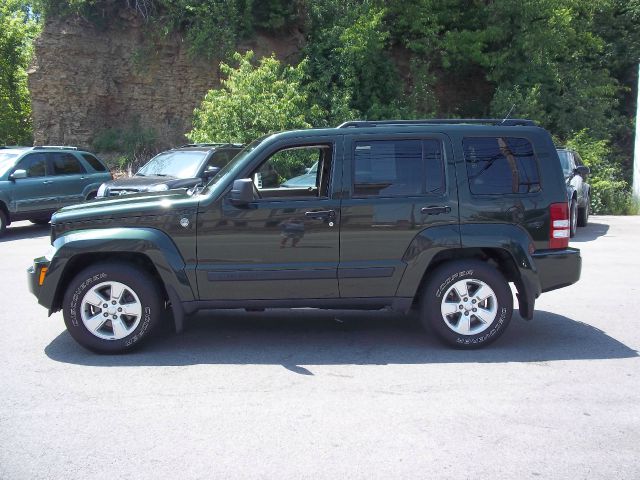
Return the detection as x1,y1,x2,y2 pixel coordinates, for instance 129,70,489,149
577,194,589,227
63,262,164,353
569,199,578,237
420,260,513,348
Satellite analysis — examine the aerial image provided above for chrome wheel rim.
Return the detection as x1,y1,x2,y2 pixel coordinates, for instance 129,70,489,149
440,279,498,335
80,281,142,340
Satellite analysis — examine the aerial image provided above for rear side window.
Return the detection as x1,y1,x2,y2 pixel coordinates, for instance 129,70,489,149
81,153,107,172
51,153,86,175
463,137,540,194
353,139,444,197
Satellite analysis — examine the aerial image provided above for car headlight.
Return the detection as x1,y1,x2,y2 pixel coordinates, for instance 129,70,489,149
96,183,107,197
147,184,169,192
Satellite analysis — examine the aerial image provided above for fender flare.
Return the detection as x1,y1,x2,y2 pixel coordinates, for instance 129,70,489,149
43,228,195,322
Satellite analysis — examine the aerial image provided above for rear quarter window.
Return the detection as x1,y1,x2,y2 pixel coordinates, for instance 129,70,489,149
81,153,108,172
463,136,541,195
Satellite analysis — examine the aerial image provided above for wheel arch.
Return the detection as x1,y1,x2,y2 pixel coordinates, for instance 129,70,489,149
397,223,540,320
42,228,195,317
51,252,168,313
0,199,10,225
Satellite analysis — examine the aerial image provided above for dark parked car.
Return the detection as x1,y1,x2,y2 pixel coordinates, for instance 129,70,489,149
557,148,590,236
0,146,111,235
29,119,581,353
97,143,243,197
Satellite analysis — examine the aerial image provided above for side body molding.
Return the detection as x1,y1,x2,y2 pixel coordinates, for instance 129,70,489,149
42,228,195,313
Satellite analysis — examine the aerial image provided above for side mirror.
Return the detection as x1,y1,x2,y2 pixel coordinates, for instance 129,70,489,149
575,165,590,177
230,178,256,206
9,169,27,180
203,166,221,180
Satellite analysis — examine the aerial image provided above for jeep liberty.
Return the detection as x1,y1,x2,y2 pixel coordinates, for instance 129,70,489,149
28,119,581,352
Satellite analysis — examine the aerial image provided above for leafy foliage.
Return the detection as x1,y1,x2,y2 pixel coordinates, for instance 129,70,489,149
188,51,322,144
0,1,40,145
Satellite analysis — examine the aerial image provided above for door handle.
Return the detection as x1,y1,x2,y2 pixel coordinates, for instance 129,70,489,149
42,180,52,185
421,206,451,215
304,210,336,220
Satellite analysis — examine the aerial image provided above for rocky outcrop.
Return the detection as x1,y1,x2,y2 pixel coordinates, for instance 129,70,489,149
28,10,302,150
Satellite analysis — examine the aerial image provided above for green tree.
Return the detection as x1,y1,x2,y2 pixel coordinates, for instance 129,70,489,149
0,1,40,145
188,51,322,144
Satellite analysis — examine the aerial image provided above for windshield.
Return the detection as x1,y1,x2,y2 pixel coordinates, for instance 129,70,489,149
137,150,208,178
557,150,572,176
0,153,20,177
202,136,268,192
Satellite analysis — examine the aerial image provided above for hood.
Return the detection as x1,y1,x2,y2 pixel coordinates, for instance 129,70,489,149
52,190,198,225
105,175,202,190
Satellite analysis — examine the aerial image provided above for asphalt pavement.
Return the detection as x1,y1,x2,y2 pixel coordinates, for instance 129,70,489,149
0,216,638,479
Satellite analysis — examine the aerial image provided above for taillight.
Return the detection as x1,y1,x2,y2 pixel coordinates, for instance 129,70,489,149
549,202,569,249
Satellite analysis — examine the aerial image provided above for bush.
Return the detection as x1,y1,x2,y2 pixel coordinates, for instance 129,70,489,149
565,130,634,215
188,51,322,144
92,120,157,173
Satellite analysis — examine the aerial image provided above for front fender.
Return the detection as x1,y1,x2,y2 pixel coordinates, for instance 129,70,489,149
39,227,195,312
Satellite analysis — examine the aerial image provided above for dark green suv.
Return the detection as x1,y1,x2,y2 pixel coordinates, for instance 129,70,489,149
0,146,112,235
28,120,581,352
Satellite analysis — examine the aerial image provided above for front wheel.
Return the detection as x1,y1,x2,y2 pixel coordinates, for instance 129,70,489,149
63,263,164,353
420,260,513,348
0,210,6,236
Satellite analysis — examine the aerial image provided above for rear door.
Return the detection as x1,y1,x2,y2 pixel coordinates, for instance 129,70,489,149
338,133,458,298
48,152,88,207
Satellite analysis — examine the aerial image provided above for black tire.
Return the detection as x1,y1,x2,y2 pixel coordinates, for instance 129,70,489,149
420,260,513,348
30,218,50,225
86,191,97,201
62,262,164,353
569,199,578,237
577,195,589,227
0,210,6,236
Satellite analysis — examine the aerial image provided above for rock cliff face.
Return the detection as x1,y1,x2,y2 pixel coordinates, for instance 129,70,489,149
28,11,301,150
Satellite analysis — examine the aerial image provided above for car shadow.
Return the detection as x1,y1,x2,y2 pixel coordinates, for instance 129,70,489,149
45,308,637,370
0,222,49,242
571,221,609,243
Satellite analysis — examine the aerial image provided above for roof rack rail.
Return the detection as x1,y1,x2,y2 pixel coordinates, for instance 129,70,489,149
33,145,79,150
177,143,224,148
337,119,537,128
178,142,245,149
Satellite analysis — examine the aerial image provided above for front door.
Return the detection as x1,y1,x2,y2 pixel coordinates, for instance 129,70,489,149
10,152,57,216
196,137,342,301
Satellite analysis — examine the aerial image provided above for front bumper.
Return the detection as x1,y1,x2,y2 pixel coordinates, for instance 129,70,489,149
27,257,52,310
532,247,582,293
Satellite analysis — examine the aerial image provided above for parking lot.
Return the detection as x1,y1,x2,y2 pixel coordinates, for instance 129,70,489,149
0,216,638,479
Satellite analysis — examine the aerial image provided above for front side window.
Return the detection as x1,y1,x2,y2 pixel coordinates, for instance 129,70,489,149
250,144,332,199
16,153,47,177
51,153,85,175
463,137,541,194
353,139,444,197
